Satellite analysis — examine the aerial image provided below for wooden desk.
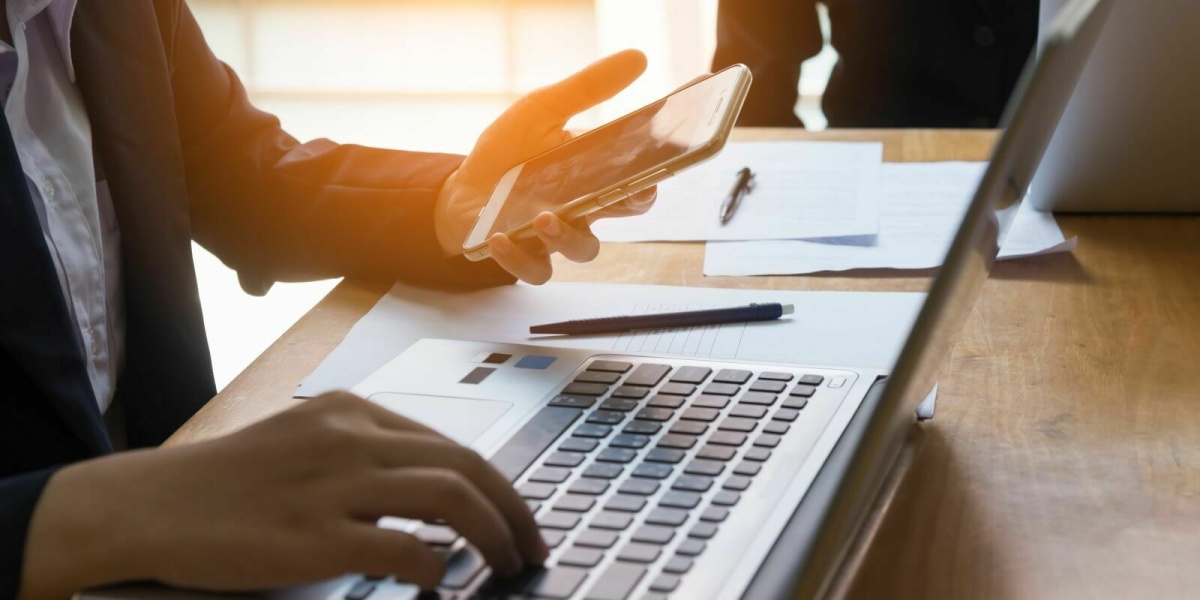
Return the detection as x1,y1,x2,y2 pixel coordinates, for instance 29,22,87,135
169,130,1200,599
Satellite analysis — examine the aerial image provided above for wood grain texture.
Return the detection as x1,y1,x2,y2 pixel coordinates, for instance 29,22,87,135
168,129,1200,598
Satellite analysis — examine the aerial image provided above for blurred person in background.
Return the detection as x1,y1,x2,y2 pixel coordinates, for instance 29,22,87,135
712,0,1039,128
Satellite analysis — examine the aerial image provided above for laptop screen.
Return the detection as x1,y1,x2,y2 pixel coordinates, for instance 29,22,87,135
857,0,1114,476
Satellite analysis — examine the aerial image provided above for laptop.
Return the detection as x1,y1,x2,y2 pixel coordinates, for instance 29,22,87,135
1031,0,1200,212
85,1,1110,599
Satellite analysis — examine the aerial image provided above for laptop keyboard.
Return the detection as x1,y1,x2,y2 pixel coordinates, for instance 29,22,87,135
347,358,848,600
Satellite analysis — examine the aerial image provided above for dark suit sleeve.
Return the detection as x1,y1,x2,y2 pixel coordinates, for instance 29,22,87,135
0,468,58,599
711,0,824,127
166,3,513,294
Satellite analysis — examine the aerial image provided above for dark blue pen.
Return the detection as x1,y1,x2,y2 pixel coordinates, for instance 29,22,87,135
529,303,795,335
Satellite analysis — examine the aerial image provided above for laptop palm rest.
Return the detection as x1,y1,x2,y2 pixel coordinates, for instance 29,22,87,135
367,393,512,446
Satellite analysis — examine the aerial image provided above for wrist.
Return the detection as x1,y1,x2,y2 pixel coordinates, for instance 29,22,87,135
434,167,467,258
20,452,160,599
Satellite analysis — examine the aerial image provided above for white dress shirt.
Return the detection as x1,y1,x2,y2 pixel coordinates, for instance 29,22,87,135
1,0,124,413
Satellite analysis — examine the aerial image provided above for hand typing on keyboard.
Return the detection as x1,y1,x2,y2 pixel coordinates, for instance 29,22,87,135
22,392,546,597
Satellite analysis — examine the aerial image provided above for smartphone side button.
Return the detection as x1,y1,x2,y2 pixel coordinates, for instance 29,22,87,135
626,169,672,192
596,189,629,208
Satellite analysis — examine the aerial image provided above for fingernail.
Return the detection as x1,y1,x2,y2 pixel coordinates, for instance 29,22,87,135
540,215,561,236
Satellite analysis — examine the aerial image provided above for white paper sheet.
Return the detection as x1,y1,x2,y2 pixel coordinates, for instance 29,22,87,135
296,282,927,397
703,162,1077,276
591,142,883,242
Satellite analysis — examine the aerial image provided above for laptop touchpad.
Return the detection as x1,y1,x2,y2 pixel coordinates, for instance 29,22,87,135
368,393,512,446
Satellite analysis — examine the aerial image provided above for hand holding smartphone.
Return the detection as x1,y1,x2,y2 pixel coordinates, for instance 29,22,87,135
463,64,752,261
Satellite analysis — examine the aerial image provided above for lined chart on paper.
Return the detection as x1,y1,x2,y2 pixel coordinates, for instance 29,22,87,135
610,304,748,358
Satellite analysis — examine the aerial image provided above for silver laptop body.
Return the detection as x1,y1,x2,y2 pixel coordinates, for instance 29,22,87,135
84,1,1111,599
1031,0,1200,212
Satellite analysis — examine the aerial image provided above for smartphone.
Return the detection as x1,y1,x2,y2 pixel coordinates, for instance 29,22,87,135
463,64,752,261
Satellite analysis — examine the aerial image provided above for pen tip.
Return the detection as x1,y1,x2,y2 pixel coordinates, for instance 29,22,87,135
781,304,795,315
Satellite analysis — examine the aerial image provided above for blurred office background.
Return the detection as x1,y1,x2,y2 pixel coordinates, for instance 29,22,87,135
189,0,837,389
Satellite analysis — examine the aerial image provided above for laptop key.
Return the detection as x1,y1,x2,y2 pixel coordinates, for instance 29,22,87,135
344,581,375,600
634,408,674,422
633,463,674,479
618,479,660,496
723,476,752,491
597,448,637,464
749,380,787,393
697,445,737,461
490,406,582,483
755,434,782,448
588,360,633,373
799,374,825,386
559,437,599,453
658,382,697,396
758,371,794,382
790,385,817,398
657,434,698,449
538,511,581,530
575,529,619,549
573,424,613,439
782,397,809,410
623,421,661,435
624,364,672,387
718,417,758,433
617,543,662,563
669,366,712,384
599,398,639,412
713,369,752,384
529,467,571,484
414,524,458,546
659,491,702,509
590,511,634,531
611,386,649,400
542,529,567,549
563,382,610,397
587,411,625,425
583,464,624,479
584,562,647,600
544,451,586,468
712,491,741,506
645,448,685,464
684,459,725,477
745,448,772,462
730,405,768,419
691,394,730,409
669,421,708,436
689,522,719,539
676,539,706,556
568,479,610,495
558,548,604,568
550,395,596,409
702,383,741,396
605,494,647,513
708,431,747,446
649,574,681,592
764,421,791,435
609,433,650,449
441,546,485,589
662,556,693,574
519,482,557,500
701,507,729,522
575,371,621,385
734,462,762,477
648,395,685,409
526,566,589,599
672,475,713,492
772,408,801,422
645,507,689,527
553,494,596,513
738,391,777,406
632,525,675,545
680,407,719,422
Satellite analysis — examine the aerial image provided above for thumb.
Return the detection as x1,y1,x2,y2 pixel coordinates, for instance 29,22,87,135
517,49,647,122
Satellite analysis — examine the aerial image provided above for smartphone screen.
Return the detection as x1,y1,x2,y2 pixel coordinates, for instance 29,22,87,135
466,67,746,251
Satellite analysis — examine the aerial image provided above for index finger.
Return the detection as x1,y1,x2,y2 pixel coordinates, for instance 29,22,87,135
521,49,648,121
